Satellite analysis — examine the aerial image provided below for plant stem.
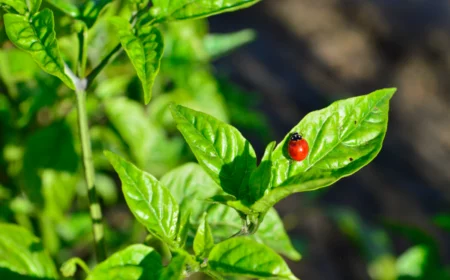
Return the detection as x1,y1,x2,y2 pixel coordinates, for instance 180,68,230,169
75,88,106,262
85,43,122,88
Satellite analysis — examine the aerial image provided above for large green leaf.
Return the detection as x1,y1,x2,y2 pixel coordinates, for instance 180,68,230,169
105,151,179,246
170,104,256,199
4,9,75,89
193,213,214,258
252,88,396,212
110,17,164,104
161,163,300,260
87,244,162,280
208,237,297,279
152,0,260,21
271,88,396,186
0,223,58,279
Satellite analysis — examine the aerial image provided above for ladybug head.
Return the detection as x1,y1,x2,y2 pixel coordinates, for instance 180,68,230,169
290,132,302,141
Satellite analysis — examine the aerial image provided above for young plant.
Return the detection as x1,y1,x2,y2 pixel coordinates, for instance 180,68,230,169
101,88,396,278
0,0,396,279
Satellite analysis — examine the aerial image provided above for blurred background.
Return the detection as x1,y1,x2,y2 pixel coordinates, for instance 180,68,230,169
0,0,449,279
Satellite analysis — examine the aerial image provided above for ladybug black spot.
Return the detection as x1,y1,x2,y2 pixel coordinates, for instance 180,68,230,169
290,132,302,141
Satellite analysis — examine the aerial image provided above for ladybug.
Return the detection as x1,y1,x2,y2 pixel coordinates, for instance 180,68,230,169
288,132,309,161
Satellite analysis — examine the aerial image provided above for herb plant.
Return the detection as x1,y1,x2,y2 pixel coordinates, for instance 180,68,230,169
0,0,396,279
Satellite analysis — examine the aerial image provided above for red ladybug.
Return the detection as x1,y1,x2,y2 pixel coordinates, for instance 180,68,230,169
288,132,309,161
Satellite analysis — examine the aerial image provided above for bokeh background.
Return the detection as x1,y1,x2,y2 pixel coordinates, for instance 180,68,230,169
208,0,450,279
0,0,449,279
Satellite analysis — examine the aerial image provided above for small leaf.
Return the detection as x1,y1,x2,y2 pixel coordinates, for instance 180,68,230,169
152,0,261,21
158,254,189,280
4,9,75,89
175,210,190,248
193,213,214,258
204,29,256,59
248,141,275,203
0,0,27,14
110,17,164,104
0,0,40,14
0,223,58,279
60,257,89,277
170,104,256,199
46,0,79,17
104,151,179,245
208,237,297,279
87,244,162,280
80,0,112,28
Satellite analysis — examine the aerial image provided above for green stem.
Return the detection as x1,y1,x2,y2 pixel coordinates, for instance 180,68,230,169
75,89,107,262
85,43,122,88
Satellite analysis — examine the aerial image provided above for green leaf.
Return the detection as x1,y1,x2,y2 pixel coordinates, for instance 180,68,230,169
251,169,338,213
60,257,89,277
110,17,164,104
104,151,180,246
4,9,75,89
248,141,275,203
45,0,79,17
104,98,182,176
175,210,190,248
158,254,188,280
152,0,261,21
161,162,221,220
396,245,430,278
81,0,112,28
87,244,162,280
204,29,256,59
0,0,27,14
256,208,301,261
272,88,396,187
161,163,300,260
170,104,256,199
252,88,396,212
0,0,40,14
0,223,58,279
208,237,297,279
193,213,214,258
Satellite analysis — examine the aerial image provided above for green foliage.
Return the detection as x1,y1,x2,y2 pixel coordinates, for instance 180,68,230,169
170,104,257,200
208,237,297,279
0,0,399,278
0,223,58,279
87,244,162,280
110,17,164,103
104,151,180,247
193,213,214,258
4,9,75,89
151,0,261,21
